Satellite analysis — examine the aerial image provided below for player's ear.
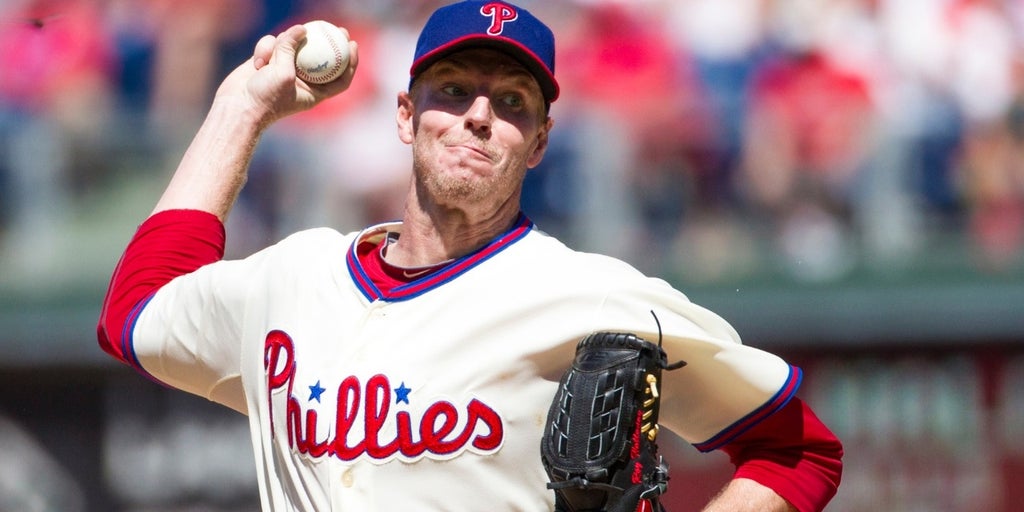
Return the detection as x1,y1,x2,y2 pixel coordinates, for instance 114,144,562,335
527,116,553,169
397,91,415,144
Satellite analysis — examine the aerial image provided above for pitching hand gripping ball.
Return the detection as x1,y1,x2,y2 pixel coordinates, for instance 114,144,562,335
295,20,351,84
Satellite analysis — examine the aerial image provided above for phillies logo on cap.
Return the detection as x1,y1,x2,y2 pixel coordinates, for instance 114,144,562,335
410,0,560,103
481,2,518,35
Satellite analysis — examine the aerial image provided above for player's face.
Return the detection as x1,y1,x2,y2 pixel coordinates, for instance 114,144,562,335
398,49,552,214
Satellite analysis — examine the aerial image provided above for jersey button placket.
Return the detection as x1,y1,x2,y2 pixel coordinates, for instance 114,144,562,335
341,467,355,488
330,464,362,509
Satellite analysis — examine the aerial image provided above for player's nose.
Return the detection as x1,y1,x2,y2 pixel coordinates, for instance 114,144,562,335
463,96,493,135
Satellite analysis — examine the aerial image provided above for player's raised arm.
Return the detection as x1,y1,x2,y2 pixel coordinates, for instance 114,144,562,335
97,23,357,368
153,23,359,221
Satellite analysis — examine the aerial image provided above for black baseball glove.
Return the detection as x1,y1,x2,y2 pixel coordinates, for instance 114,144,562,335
541,331,686,512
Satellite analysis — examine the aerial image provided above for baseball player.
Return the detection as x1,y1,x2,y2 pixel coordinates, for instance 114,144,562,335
97,1,842,511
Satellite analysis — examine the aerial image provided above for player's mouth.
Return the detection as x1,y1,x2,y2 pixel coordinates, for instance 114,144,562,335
444,138,497,163
452,144,494,161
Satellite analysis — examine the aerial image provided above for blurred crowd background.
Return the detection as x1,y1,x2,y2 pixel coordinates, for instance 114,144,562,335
2,0,1024,286
0,0,1023,511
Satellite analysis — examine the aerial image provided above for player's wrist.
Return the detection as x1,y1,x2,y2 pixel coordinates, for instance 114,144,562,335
206,96,274,135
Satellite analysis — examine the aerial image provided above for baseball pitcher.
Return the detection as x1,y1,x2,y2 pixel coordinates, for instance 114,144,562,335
98,1,843,511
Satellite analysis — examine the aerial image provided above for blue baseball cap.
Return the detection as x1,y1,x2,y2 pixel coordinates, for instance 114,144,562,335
410,0,559,104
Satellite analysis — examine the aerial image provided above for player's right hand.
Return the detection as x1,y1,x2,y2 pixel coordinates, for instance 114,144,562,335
213,24,360,129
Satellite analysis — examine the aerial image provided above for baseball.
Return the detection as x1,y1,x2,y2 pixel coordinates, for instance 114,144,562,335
295,20,351,84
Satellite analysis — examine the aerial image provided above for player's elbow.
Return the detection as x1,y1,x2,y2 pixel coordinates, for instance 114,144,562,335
96,301,130,364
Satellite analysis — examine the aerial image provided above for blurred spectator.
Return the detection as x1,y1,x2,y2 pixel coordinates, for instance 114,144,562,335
0,0,117,120
104,0,161,117
871,0,961,227
557,1,718,269
944,0,1022,271
658,0,773,281
945,0,1016,125
105,0,284,125
666,0,771,197
0,0,118,274
558,2,694,145
876,0,1016,223
737,47,876,281
143,0,261,143
956,84,1024,272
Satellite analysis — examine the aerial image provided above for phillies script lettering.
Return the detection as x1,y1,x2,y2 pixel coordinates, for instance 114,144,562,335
264,330,504,462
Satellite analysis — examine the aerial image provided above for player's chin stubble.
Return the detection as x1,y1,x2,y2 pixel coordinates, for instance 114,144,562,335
411,131,534,218
414,140,496,201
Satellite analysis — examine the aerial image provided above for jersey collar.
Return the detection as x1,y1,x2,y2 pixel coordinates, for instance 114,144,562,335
346,213,534,302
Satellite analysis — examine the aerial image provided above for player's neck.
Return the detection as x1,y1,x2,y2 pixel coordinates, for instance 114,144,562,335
388,199,520,268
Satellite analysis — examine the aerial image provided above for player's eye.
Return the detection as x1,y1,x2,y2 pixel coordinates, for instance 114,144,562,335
441,84,468,97
500,93,525,109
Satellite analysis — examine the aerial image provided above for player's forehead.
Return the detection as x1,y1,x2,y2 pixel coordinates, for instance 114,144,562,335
422,48,542,91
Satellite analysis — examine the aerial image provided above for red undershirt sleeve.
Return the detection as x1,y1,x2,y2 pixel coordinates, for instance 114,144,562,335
96,209,226,368
719,397,844,512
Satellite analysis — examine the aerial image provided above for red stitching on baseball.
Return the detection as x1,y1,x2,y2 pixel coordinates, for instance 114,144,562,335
299,24,346,84
326,26,344,80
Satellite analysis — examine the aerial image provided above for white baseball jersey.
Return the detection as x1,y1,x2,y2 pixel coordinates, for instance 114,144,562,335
129,216,799,511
